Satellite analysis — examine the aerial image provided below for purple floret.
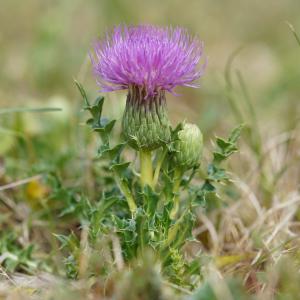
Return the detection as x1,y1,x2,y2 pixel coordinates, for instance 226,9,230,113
91,25,206,97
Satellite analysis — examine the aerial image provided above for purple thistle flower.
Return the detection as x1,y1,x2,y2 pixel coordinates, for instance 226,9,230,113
91,25,206,97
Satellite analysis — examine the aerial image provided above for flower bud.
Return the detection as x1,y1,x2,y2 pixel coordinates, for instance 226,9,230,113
122,86,171,151
174,123,203,170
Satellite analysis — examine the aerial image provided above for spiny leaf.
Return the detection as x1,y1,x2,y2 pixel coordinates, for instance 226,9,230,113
207,164,229,181
94,119,116,134
143,185,160,218
85,97,105,126
98,142,127,160
109,162,131,174
74,80,89,106
165,210,195,249
213,124,244,164
53,232,79,251
167,123,184,152
228,123,244,144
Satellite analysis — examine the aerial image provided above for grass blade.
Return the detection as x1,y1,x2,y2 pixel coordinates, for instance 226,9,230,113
286,21,300,47
0,107,62,115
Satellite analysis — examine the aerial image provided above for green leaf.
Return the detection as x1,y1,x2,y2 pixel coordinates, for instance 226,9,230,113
143,185,160,218
82,93,117,144
207,164,229,181
228,124,244,144
192,179,222,211
64,255,78,279
94,119,116,134
99,142,127,160
171,123,183,141
201,180,216,192
216,137,232,149
113,216,137,244
86,97,105,125
180,166,199,188
213,124,244,164
165,210,195,249
54,232,79,251
167,123,184,152
189,282,217,300
74,80,89,106
212,152,227,163
185,259,201,277
190,278,251,300
89,195,121,241
109,162,130,174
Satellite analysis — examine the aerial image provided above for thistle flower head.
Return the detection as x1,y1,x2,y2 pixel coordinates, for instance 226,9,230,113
91,25,206,97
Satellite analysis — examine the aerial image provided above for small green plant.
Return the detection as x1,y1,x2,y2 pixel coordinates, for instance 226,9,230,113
59,80,243,288
0,231,42,273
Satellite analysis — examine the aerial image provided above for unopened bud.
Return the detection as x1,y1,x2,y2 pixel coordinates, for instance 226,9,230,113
174,123,203,170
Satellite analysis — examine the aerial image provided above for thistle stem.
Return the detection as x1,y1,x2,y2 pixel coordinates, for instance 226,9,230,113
114,171,137,214
170,168,182,219
153,147,168,188
139,150,153,188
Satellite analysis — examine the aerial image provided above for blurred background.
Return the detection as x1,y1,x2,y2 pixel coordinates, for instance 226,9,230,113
1,0,300,123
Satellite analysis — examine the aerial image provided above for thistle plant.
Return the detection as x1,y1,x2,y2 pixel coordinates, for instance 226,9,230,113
71,24,242,287
91,25,205,188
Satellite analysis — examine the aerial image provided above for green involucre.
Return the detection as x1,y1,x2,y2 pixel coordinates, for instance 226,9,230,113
174,123,203,170
122,86,171,151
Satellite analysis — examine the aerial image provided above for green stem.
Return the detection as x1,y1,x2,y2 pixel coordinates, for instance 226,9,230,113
114,171,137,214
170,168,182,219
164,207,188,248
139,150,153,188
153,147,167,188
